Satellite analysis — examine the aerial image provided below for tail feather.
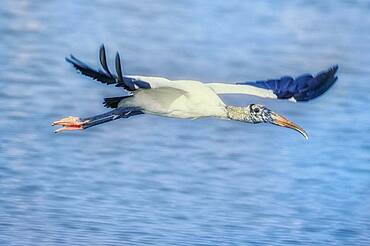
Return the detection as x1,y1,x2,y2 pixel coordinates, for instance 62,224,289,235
103,95,132,108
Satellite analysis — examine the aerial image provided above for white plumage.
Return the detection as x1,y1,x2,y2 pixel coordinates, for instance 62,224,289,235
120,76,227,119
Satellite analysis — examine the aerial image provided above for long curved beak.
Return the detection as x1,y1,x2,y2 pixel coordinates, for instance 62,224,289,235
268,112,309,140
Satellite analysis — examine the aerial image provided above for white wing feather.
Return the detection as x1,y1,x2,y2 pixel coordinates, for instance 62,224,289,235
207,83,277,99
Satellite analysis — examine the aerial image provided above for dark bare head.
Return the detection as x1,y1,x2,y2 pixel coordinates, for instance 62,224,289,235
226,104,308,139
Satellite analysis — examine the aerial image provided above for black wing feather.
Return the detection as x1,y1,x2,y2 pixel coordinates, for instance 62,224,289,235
237,65,338,101
99,45,114,78
115,52,124,83
65,44,141,91
65,55,115,84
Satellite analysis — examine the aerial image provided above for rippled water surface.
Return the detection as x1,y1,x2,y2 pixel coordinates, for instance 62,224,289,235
1,0,370,245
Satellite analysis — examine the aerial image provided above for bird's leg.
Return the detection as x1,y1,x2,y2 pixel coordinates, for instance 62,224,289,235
52,107,143,133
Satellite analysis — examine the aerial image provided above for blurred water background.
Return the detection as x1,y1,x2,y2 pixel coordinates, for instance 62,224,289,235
1,0,370,245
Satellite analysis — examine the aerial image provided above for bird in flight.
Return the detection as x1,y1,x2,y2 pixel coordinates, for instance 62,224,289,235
52,45,338,139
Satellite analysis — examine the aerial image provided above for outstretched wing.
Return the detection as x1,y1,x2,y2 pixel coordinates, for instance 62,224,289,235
208,65,338,102
65,44,152,91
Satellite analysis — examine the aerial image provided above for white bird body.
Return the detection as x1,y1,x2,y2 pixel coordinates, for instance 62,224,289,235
119,76,227,119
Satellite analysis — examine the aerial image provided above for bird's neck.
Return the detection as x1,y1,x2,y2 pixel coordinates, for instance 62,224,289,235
225,106,253,123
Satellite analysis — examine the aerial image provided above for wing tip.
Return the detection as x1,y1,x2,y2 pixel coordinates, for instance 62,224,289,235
294,64,339,102
326,64,339,77
65,54,75,64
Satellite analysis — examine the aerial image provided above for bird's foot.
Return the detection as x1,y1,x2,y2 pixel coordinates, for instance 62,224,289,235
52,116,89,133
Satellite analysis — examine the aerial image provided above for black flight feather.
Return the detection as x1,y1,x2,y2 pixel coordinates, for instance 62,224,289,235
66,45,140,91
99,45,114,78
237,65,338,101
65,55,115,84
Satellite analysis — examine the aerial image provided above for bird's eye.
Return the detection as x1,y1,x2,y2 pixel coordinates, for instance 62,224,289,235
254,108,260,113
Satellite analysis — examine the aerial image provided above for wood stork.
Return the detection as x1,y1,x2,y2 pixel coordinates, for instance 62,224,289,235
52,45,338,139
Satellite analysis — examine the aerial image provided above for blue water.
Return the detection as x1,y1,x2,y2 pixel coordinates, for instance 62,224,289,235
1,0,370,245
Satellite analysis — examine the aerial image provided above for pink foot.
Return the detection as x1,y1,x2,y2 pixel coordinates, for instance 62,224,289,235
52,116,89,133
